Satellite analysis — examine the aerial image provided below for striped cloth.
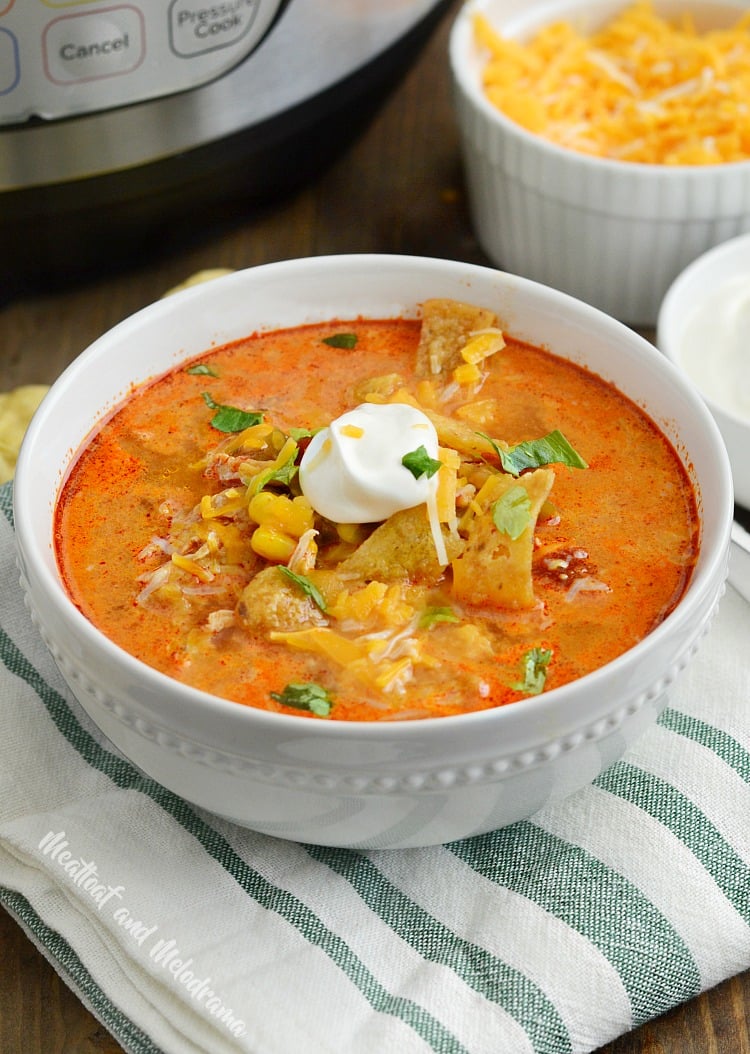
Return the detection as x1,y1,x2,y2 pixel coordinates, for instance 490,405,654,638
1,477,749,1054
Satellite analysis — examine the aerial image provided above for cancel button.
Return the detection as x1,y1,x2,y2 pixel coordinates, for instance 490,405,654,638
60,35,130,61
43,7,145,84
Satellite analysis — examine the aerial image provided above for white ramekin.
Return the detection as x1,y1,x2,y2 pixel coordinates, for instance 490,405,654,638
658,231,750,509
450,0,750,326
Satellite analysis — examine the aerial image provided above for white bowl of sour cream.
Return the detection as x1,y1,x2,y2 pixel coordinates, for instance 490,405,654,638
658,232,750,510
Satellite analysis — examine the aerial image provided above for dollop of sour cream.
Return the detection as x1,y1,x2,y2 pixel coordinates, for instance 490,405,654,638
299,402,440,524
677,275,750,422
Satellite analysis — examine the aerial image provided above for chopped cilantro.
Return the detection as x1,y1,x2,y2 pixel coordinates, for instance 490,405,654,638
202,392,264,433
270,682,333,717
402,445,442,480
478,429,587,477
185,363,218,377
322,333,358,349
253,458,299,494
277,566,327,612
513,647,552,696
492,485,531,540
419,605,461,629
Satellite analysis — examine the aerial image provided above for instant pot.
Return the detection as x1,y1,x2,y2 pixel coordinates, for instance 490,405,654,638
0,0,453,291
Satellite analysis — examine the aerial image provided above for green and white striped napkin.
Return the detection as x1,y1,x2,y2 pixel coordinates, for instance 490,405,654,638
1,477,749,1054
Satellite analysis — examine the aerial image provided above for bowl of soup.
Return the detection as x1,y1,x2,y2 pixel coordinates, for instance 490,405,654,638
450,0,750,326
14,255,732,848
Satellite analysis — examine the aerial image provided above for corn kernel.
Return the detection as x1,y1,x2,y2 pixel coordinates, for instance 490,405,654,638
336,522,369,545
247,490,281,525
286,495,315,536
251,524,297,562
253,492,311,534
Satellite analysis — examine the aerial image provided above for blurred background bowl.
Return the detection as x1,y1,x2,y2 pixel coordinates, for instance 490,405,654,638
14,255,733,849
657,231,750,510
449,0,750,326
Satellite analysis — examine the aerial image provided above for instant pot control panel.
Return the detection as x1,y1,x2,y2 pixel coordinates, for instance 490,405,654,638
0,0,287,124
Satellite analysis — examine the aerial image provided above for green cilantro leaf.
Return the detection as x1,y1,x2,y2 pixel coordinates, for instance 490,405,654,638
202,392,264,433
277,566,327,612
477,429,587,477
419,605,461,629
513,647,552,695
252,458,299,494
322,333,358,349
185,363,218,377
402,445,442,480
492,485,531,540
270,682,333,717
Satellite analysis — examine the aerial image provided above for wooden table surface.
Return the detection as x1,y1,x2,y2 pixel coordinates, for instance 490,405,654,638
1,4,749,1052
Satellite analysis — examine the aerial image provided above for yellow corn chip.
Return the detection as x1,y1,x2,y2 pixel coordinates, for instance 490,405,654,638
0,385,49,483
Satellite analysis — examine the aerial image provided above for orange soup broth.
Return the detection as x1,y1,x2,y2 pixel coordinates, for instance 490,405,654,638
55,319,699,721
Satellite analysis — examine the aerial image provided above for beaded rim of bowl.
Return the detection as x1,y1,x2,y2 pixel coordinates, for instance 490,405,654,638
22,567,722,797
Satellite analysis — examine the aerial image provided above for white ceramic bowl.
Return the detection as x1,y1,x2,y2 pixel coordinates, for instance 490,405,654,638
449,0,750,326
658,231,750,510
14,255,733,849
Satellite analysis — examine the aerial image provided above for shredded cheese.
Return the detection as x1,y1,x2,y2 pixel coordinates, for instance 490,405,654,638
458,329,506,364
426,487,449,567
475,0,750,164
453,362,482,386
270,620,423,696
171,553,215,583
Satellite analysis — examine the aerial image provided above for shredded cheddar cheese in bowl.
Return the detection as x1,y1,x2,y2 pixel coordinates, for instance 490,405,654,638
475,0,750,164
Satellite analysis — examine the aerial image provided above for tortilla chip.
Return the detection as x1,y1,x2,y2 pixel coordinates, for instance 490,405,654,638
161,268,235,298
0,385,49,483
338,505,464,584
452,468,554,609
416,298,499,377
